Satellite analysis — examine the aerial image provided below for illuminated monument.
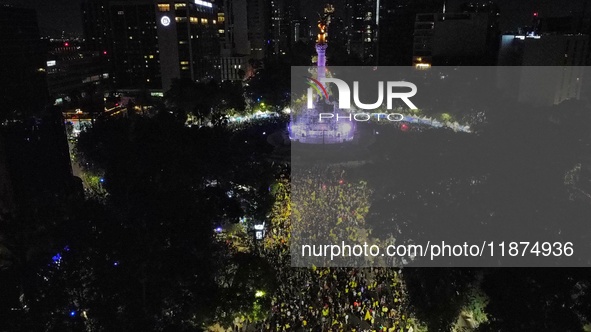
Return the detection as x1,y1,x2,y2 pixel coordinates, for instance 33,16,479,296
289,4,356,144
315,5,330,82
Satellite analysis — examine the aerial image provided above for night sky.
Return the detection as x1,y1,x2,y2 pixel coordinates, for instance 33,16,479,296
300,0,587,33
1,0,83,37
0,0,587,37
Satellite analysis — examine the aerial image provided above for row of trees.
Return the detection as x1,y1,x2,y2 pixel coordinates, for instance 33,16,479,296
0,53,292,330
1,95,290,330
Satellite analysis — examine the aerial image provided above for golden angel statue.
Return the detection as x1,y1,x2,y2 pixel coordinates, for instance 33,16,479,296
316,4,334,44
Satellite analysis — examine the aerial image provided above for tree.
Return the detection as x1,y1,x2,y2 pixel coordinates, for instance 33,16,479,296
404,268,476,331
69,109,286,329
164,79,245,125
245,59,291,112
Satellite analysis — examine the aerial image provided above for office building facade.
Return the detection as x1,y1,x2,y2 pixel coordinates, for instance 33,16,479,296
413,9,500,66
376,0,444,65
156,0,219,90
110,1,161,89
344,0,378,63
83,0,221,90
46,40,110,108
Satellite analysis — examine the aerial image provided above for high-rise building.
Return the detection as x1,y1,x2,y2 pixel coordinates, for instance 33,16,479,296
413,5,500,67
109,1,161,89
222,0,251,56
376,0,444,65
215,56,246,81
247,0,269,60
46,40,110,108
83,0,161,89
291,17,311,45
344,0,377,64
221,0,300,60
215,0,226,43
535,16,591,36
269,0,300,56
218,0,249,81
0,5,49,120
269,0,284,56
497,17,590,106
328,16,347,48
498,34,589,67
156,1,219,90
81,0,111,53
82,0,221,90
283,1,308,49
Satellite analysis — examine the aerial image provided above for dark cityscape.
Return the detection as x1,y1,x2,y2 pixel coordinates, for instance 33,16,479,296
1,0,591,331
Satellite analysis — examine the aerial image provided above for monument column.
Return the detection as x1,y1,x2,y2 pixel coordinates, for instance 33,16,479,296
316,43,328,82
315,4,334,83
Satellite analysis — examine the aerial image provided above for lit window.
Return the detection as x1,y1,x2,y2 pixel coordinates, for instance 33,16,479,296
201,18,208,24
181,66,190,70
195,0,212,8
190,17,198,23
175,3,186,9
157,4,170,12
118,10,124,15
414,63,431,69
180,61,189,65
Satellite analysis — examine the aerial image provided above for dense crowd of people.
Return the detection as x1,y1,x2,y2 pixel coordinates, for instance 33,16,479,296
262,257,415,331
290,168,371,244
245,171,420,331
